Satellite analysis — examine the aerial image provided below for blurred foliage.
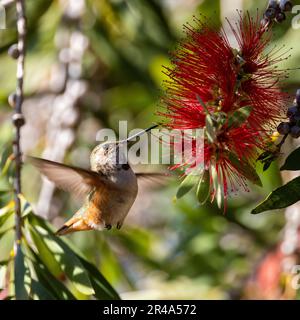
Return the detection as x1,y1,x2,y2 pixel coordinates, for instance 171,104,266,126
0,149,119,299
0,0,300,300
252,143,300,214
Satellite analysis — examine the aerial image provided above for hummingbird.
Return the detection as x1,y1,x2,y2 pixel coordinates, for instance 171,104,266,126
29,125,162,236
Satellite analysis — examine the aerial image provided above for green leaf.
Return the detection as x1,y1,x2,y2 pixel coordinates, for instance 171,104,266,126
228,152,262,186
281,146,300,171
0,207,14,229
0,189,11,196
205,114,216,143
210,164,218,197
216,171,223,209
29,214,94,295
33,224,95,296
34,265,75,300
0,228,12,241
20,194,34,218
30,279,56,300
196,95,216,143
227,106,252,129
14,244,29,300
252,176,300,214
0,197,31,232
176,172,200,199
20,243,55,300
28,214,118,299
0,144,12,174
78,257,120,300
196,94,207,110
29,249,75,300
29,225,63,278
196,170,210,204
0,200,14,218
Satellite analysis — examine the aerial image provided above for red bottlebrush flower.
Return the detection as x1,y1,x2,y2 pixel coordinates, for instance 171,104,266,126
159,12,289,208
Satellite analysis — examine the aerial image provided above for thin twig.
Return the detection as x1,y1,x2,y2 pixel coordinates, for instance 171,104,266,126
12,0,26,245
277,133,289,150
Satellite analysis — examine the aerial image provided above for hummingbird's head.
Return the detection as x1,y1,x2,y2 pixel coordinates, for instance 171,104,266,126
90,124,159,172
90,142,126,172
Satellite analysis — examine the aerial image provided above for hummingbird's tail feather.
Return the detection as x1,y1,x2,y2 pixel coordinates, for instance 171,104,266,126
55,225,72,236
55,216,93,236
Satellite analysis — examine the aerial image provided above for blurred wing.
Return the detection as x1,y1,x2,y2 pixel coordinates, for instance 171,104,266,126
28,156,114,197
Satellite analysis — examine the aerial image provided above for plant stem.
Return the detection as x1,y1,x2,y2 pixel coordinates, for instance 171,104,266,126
13,0,26,245
277,133,289,150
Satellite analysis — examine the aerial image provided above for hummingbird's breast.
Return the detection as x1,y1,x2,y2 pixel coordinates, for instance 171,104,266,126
83,165,138,230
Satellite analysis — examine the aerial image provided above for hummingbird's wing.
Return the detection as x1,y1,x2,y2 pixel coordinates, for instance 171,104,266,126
28,156,116,197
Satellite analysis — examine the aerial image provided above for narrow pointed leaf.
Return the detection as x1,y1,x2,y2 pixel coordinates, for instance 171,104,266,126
34,224,95,296
281,146,300,171
205,114,216,143
252,176,300,214
228,152,262,186
14,244,29,300
210,164,218,202
0,200,14,217
0,145,12,174
29,225,62,278
0,211,13,229
78,257,120,300
28,214,117,299
20,194,33,218
216,172,223,209
29,215,94,295
30,279,56,300
196,94,207,110
29,249,75,300
0,228,12,241
176,172,199,199
196,169,210,204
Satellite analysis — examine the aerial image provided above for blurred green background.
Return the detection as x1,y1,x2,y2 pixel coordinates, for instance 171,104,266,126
1,0,300,299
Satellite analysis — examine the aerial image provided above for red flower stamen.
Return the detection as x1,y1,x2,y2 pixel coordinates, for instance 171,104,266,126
159,12,289,208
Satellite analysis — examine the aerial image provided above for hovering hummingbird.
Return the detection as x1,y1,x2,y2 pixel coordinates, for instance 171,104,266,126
29,125,162,236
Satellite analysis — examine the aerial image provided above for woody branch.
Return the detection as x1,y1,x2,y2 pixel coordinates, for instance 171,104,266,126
11,0,26,246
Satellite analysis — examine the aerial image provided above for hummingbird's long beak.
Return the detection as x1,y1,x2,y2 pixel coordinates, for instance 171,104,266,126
118,124,159,144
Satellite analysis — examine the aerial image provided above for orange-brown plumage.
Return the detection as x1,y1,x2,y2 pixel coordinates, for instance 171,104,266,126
29,125,164,236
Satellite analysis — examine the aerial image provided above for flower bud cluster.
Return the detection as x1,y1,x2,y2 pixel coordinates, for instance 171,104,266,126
262,0,293,25
277,89,300,138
